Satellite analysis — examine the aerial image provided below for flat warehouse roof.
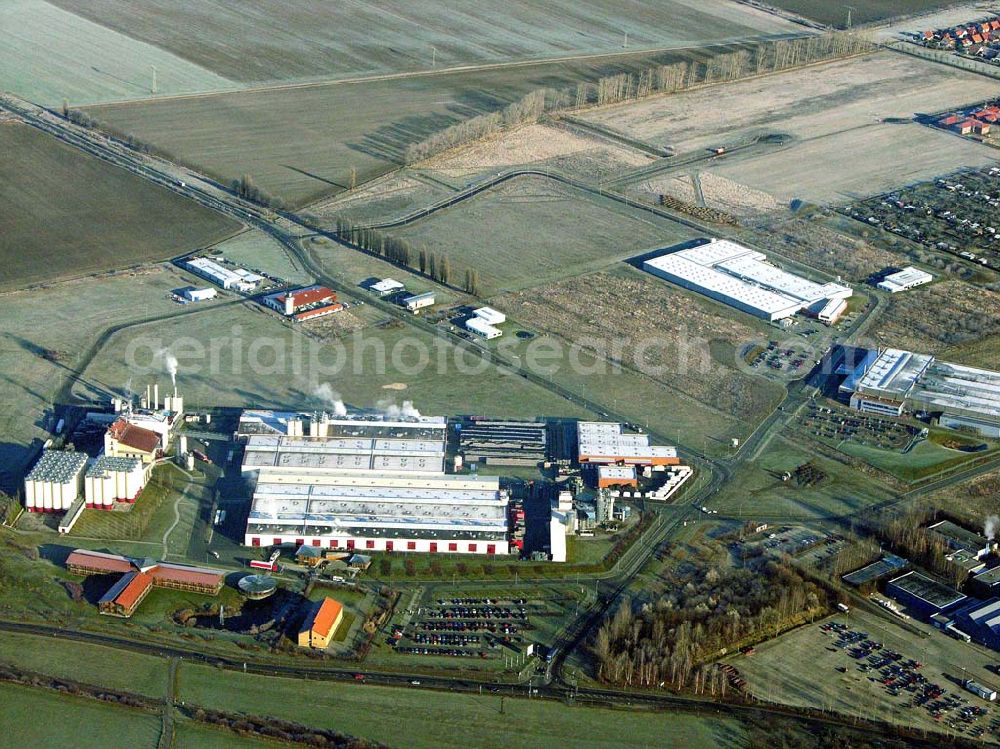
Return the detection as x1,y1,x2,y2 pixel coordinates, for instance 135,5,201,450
888,571,967,609
643,238,851,320
855,349,932,399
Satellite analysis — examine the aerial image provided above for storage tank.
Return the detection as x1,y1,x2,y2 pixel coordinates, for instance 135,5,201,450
25,480,36,512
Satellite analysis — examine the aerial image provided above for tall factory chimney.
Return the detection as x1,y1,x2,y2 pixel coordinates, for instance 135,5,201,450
153,383,159,410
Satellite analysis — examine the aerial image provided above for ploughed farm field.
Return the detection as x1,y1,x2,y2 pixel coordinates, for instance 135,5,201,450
0,123,239,290
84,44,787,207
50,0,799,83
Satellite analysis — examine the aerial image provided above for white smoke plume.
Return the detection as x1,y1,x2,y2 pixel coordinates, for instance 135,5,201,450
985,515,1000,541
157,349,179,388
313,383,348,417
377,399,421,421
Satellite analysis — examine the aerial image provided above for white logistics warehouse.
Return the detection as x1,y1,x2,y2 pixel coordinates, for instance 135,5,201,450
184,257,263,292
643,239,852,322
877,267,933,294
241,411,511,554
24,450,88,513
577,421,680,466
465,306,506,339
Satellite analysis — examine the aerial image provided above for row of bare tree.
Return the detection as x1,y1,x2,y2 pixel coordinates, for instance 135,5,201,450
593,543,829,690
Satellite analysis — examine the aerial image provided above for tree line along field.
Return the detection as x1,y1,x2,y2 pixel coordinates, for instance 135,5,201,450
0,124,240,290
50,0,798,83
83,44,784,207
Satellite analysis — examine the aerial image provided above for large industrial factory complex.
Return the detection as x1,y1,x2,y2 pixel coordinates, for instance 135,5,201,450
643,239,852,322
840,348,1000,437
22,382,183,533
240,411,512,555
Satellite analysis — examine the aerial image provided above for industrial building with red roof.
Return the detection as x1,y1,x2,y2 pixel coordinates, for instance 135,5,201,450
66,549,224,617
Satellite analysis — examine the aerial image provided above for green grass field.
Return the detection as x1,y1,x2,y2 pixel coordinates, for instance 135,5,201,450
0,631,167,697
837,439,995,483
0,124,239,290
177,662,747,749
70,301,594,423
0,682,162,748
53,0,796,83
393,175,694,295
713,435,896,520
0,0,235,105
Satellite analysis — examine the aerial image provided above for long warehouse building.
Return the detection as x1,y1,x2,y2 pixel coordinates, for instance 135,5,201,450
643,239,852,322
241,411,511,555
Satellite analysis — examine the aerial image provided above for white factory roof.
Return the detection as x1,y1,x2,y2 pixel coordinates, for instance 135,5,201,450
249,474,508,530
472,307,506,325
26,450,88,482
598,465,638,480
855,348,934,399
878,266,933,293
237,410,446,438
466,316,502,338
185,257,260,288
912,360,1000,419
577,422,677,462
963,598,1000,632
643,239,851,321
371,278,405,294
243,433,446,475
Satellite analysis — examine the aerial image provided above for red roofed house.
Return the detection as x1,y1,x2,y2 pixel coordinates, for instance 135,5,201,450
298,597,344,649
99,571,153,617
264,285,344,322
922,30,935,41
991,19,1000,30
972,33,984,44
66,549,136,576
956,120,977,135
974,120,991,135
940,114,962,127
67,549,224,618
105,418,161,463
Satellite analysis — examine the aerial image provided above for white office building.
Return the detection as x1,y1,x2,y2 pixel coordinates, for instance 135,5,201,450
878,267,933,294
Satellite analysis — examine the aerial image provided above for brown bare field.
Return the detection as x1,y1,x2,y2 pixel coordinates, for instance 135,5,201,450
496,267,785,423
0,124,239,290
640,171,781,218
425,122,653,179
582,52,1000,205
739,217,900,283
869,279,1000,356
51,0,798,83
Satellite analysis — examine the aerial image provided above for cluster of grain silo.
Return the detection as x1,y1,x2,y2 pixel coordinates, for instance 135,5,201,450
24,450,88,512
84,454,147,509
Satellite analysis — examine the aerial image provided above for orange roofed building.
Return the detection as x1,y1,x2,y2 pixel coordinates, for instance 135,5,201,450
104,418,162,464
298,597,344,649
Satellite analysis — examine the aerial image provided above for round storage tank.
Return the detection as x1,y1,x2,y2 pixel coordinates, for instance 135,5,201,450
238,574,278,600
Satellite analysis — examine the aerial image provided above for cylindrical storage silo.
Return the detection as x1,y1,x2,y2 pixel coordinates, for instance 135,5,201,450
42,481,53,512
114,469,125,499
102,475,114,508
25,480,36,512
